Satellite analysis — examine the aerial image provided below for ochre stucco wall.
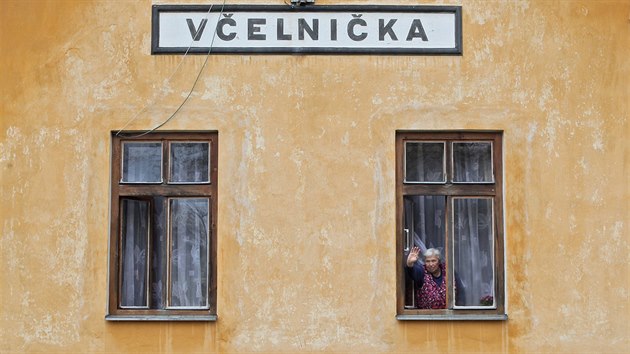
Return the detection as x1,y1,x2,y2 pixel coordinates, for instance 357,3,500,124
1,0,628,352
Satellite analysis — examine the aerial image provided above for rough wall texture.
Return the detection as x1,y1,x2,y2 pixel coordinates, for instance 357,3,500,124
1,0,628,353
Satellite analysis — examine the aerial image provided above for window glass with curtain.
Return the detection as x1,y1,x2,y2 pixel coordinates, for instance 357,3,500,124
107,132,217,321
396,131,506,320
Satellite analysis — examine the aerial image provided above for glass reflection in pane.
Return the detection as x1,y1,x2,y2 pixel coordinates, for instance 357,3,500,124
122,142,162,183
453,198,495,307
169,198,209,308
120,199,150,308
405,142,445,183
452,142,493,183
170,142,209,183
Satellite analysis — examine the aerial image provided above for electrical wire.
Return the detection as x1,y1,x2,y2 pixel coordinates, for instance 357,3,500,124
118,0,227,138
115,4,213,137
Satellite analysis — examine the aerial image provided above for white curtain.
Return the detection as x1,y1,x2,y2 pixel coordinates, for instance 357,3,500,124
170,198,209,308
452,142,495,307
453,198,494,306
405,142,444,182
120,199,149,307
149,197,166,309
406,195,446,259
122,142,162,183
404,195,445,308
170,143,209,183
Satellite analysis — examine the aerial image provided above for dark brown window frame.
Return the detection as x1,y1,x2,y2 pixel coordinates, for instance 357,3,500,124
396,131,507,321
107,131,218,321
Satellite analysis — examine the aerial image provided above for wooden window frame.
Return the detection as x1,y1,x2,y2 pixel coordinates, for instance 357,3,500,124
396,131,507,321
107,131,218,321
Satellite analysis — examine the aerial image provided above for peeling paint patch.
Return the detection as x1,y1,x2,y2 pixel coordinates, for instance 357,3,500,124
341,131,350,146
590,188,603,204
592,128,604,151
568,214,577,232
200,76,232,104
290,147,306,199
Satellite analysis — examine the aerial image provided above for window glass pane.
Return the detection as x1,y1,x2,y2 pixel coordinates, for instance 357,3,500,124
169,198,209,308
120,199,150,308
403,195,446,309
122,142,162,183
453,198,495,307
452,142,493,183
405,142,445,183
169,142,210,183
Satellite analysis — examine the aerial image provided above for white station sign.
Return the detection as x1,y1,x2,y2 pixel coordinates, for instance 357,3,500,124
152,5,462,54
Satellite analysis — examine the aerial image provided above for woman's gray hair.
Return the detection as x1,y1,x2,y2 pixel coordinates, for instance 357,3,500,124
423,248,441,260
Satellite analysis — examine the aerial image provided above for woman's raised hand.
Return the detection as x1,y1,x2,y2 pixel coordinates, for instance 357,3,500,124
406,246,421,267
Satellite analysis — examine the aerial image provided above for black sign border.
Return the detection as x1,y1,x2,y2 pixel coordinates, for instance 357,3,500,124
152,4,462,55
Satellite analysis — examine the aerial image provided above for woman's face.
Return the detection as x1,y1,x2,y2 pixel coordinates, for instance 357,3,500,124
425,255,440,274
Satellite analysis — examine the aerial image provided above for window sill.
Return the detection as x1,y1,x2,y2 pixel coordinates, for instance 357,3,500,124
397,314,507,321
106,314,217,322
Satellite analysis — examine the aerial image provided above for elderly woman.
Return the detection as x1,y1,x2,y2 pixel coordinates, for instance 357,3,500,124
405,247,446,309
